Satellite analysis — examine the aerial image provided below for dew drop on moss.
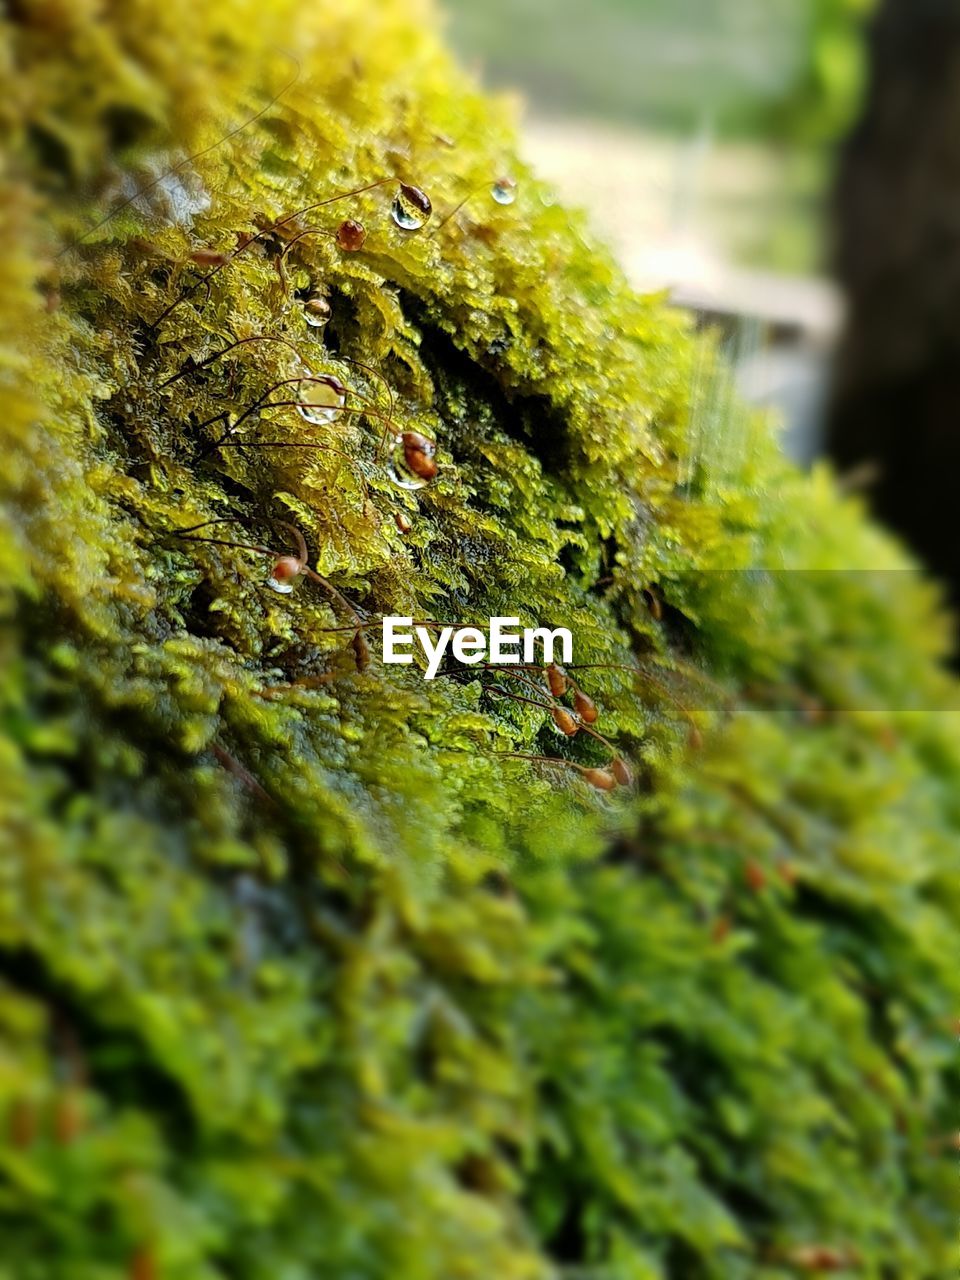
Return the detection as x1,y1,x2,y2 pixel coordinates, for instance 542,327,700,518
491,176,517,205
296,372,346,425
391,183,432,230
303,295,331,328
266,556,302,594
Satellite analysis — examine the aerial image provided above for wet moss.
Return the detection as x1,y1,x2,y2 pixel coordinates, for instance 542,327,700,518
1,0,959,1276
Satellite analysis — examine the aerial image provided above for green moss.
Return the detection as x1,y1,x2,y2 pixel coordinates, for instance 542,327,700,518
1,1,958,1276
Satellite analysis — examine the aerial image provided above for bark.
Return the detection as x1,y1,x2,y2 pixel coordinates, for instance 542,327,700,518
828,0,960,612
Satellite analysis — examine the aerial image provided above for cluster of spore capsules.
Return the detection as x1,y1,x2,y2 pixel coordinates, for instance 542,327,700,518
114,148,643,798
51,74,659,800
477,660,635,793
155,175,521,499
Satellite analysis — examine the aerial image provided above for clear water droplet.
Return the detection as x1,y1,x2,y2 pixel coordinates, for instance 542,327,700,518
491,176,518,206
387,433,431,490
391,183,432,231
296,373,346,426
303,295,331,328
267,556,302,592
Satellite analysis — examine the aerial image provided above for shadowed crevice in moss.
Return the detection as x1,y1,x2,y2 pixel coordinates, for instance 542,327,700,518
401,290,575,479
0,948,199,1145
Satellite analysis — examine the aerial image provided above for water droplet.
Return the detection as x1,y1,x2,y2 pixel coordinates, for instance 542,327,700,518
303,295,331,328
387,431,437,490
296,372,347,425
336,219,366,251
491,176,518,206
391,183,432,231
267,556,302,593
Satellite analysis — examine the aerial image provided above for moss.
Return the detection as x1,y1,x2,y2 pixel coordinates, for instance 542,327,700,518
1,0,959,1276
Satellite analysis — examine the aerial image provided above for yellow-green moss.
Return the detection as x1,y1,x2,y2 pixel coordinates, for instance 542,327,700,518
1,1,959,1277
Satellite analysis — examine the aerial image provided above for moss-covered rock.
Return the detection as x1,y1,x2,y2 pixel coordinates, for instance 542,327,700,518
1,1,958,1276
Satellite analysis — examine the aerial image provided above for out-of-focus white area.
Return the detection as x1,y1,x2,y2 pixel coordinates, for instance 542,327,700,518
522,117,842,462
439,0,861,466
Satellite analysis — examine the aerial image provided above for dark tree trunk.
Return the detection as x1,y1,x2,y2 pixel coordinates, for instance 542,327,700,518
828,0,960,618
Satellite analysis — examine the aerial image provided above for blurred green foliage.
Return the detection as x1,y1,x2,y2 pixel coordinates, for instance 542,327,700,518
443,0,873,144
764,0,875,144
1,0,957,1277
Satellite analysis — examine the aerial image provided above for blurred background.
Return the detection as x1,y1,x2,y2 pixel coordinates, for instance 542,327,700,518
442,0,960,620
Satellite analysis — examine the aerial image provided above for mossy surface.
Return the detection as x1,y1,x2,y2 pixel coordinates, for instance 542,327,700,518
1,1,959,1276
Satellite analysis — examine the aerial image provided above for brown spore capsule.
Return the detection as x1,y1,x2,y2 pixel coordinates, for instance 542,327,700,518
351,629,370,672
128,1247,157,1280
53,1089,83,1145
611,757,633,787
582,767,617,792
394,512,412,534
572,689,598,724
8,1098,37,1150
785,1246,853,1272
745,861,767,893
551,706,578,737
711,915,732,944
188,247,230,268
401,431,437,481
545,663,568,697
336,219,366,251
388,431,438,491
